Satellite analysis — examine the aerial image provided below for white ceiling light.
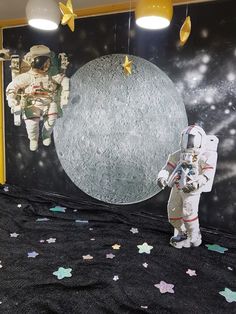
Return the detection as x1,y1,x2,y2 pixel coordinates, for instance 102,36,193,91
26,0,61,31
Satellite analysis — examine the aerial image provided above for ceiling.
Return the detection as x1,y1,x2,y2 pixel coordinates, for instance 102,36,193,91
0,0,215,21
0,1,126,20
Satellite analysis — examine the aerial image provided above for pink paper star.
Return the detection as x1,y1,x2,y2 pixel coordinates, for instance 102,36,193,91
154,281,175,294
83,254,93,260
186,269,197,276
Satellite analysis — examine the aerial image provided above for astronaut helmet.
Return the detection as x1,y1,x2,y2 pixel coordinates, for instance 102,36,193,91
25,45,51,72
180,125,206,155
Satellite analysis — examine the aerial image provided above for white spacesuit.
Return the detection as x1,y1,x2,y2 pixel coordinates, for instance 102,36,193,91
6,45,70,151
157,125,218,249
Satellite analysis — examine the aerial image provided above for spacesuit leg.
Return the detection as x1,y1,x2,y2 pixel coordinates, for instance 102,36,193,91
42,102,58,146
167,186,188,248
182,193,202,247
24,118,40,151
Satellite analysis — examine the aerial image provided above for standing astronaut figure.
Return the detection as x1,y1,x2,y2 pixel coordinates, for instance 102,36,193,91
6,45,70,151
157,125,218,249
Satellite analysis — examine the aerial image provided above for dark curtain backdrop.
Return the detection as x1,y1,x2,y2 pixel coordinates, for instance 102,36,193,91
3,0,236,234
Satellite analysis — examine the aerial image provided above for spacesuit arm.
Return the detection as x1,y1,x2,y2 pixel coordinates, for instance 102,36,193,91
199,154,215,186
157,151,179,188
6,73,30,107
52,74,70,107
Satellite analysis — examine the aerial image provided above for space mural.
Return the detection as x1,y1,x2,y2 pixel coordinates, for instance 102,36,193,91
3,0,236,233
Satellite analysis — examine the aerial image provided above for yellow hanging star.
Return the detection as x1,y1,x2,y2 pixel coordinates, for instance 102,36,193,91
179,16,191,46
59,0,77,32
122,55,132,75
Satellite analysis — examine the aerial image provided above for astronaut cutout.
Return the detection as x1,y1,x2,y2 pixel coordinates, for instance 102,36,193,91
6,45,70,151
157,125,218,249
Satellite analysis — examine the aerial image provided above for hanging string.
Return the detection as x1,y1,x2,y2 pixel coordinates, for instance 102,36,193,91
185,4,189,17
127,0,132,55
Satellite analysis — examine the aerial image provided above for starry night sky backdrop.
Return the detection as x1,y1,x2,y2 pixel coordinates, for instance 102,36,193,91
2,0,236,234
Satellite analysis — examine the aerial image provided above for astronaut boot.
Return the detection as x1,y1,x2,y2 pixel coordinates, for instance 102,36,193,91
30,140,38,151
170,234,190,249
190,231,202,247
42,137,51,146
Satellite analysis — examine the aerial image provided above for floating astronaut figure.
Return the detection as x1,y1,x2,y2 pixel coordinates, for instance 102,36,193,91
157,125,218,249
6,45,70,151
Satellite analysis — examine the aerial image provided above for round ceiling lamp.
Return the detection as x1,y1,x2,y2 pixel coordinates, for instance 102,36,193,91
135,0,173,30
26,0,61,31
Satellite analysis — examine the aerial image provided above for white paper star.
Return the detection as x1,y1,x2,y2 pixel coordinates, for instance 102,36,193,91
186,269,197,276
83,254,93,260
10,233,19,238
46,238,56,243
130,227,139,234
17,204,22,208
142,262,148,268
90,238,95,241
113,275,119,281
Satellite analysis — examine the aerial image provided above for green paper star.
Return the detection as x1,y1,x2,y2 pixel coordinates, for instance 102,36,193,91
50,206,66,213
205,244,228,254
53,267,72,280
137,242,153,254
219,288,236,303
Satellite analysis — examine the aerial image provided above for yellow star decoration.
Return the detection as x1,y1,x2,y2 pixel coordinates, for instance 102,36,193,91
122,56,132,75
179,16,191,46
59,0,77,32
112,244,121,250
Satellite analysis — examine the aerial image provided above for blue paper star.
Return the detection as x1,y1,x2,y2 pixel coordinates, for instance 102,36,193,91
53,267,72,280
219,288,236,303
205,244,228,254
28,251,39,258
50,206,66,213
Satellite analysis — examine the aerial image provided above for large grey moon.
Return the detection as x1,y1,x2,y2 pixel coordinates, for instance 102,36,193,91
54,54,188,204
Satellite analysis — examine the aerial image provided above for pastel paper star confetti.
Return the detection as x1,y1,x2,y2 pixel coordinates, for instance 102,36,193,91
122,56,132,75
10,233,19,238
186,269,197,276
53,267,72,280
89,228,93,231
46,238,56,243
154,281,175,294
49,206,66,213
36,218,50,222
90,238,95,241
205,244,228,254
142,263,148,268
28,251,39,258
59,0,77,32
3,186,9,192
75,219,89,224
39,240,45,243
106,253,115,259
17,204,22,208
137,242,153,254
228,267,233,271
113,275,119,281
130,228,139,234
112,244,121,250
73,209,77,212
141,306,148,309
83,255,93,261
219,288,236,303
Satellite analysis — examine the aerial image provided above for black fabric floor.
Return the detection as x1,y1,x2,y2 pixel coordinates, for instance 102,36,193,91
0,185,235,314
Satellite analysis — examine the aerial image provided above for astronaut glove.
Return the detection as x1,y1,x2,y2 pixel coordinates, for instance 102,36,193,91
157,177,167,189
8,98,18,110
182,182,198,193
